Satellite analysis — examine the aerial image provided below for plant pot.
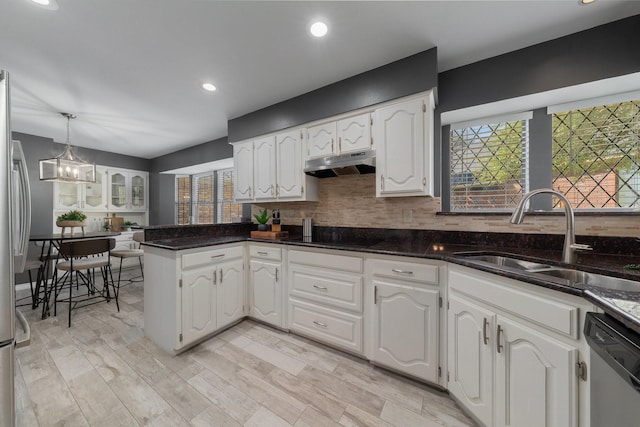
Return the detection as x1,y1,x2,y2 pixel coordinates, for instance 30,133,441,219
257,224,269,231
56,220,88,236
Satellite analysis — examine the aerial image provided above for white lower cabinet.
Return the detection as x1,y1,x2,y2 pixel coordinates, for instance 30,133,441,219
249,244,283,328
144,243,245,354
372,279,439,383
448,265,587,427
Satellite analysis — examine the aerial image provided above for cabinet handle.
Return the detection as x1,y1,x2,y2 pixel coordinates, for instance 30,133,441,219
275,267,279,282
276,184,279,197
213,270,217,285
381,174,384,191
374,285,377,304
220,268,223,283
483,318,489,345
496,324,504,353
313,320,327,328
331,138,334,152
391,269,413,276
338,137,342,152
423,177,426,186
257,251,268,256
313,284,328,291
211,254,225,259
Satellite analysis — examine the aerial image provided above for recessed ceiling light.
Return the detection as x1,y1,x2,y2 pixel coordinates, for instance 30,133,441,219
579,0,596,4
202,83,217,92
29,0,59,9
310,21,328,38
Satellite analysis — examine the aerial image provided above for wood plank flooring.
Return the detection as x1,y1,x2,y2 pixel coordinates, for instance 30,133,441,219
15,270,476,426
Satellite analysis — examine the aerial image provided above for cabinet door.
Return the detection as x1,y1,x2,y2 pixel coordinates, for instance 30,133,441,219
109,171,128,210
254,136,277,200
372,280,439,382
83,166,108,211
130,172,147,211
448,293,495,427
375,97,426,197
181,266,216,345
54,182,82,210
495,317,577,427
249,260,282,327
306,122,336,159
337,113,371,154
217,259,244,328
276,129,303,200
233,142,254,201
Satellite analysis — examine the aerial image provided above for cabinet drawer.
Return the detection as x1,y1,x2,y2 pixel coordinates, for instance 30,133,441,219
289,298,363,354
449,266,580,339
289,264,363,312
372,259,439,285
249,245,282,261
289,249,363,273
182,245,243,270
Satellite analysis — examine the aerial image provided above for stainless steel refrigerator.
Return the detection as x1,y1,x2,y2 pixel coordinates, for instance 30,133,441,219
1,70,32,427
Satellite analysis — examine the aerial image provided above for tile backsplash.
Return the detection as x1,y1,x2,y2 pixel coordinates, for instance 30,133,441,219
252,174,640,237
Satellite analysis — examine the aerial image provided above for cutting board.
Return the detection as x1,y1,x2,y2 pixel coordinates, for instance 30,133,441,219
250,230,289,240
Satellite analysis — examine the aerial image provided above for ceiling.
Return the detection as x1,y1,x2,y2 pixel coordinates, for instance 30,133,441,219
2,1,639,159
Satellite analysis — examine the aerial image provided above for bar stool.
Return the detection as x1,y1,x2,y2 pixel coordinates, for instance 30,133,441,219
51,238,117,327
15,259,45,309
110,231,144,289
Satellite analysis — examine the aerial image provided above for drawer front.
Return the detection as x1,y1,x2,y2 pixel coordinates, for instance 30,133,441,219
289,265,363,312
372,259,439,285
182,245,244,270
289,249,363,273
249,245,282,261
449,266,580,339
289,298,363,354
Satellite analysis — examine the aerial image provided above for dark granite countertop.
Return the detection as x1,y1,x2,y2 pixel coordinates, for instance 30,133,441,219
142,226,640,336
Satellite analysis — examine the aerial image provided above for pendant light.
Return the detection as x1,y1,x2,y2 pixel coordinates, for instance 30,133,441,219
39,113,96,183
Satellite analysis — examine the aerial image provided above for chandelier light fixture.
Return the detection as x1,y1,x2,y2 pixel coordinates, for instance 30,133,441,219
39,113,96,183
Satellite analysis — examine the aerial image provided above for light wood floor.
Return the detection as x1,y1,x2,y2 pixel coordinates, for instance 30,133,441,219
15,270,477,427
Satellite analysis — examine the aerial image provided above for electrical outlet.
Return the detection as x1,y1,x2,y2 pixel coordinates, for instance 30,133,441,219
402,209,413,223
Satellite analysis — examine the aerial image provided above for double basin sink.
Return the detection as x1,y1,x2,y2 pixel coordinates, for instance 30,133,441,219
457,253,639,293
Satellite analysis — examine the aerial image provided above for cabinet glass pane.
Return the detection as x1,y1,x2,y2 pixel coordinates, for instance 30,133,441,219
57,182,79,207
111,173,127,208
84,170,104,208
131,175,145,208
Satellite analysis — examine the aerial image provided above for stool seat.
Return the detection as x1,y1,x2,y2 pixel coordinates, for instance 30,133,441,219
56,255,110,271
111,248,144,258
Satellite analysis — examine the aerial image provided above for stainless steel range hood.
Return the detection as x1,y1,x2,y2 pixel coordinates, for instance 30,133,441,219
304,150,376,178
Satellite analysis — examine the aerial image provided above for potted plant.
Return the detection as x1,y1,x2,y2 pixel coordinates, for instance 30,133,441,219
122,220,134,231
254,209,270,231
56,210,88,236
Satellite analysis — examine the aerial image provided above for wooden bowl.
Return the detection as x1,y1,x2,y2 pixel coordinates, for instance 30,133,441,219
56,220,88,236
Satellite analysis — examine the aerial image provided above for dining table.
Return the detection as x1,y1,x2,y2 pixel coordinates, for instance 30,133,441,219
29,231,121,319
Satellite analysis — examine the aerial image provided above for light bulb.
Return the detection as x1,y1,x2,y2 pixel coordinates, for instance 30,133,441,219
310,21,328,38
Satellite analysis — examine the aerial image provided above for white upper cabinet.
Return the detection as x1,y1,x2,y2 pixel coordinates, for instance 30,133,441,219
108,168,148,212
54,166,110,211
305,113,371,160
232,128,318,203
253,136,277,200
306,122,336,159
337,113,372,154
233,141,254,202
276,129,304,200
375,91,434,197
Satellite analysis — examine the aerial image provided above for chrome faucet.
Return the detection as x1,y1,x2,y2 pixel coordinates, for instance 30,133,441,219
510,188,591,264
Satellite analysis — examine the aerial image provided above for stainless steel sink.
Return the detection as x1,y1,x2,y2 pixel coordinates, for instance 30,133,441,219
459,254,552,272
456,252,640,292
534,268,640,292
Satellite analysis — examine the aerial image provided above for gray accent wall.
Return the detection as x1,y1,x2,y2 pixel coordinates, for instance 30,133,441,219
228,48,438,142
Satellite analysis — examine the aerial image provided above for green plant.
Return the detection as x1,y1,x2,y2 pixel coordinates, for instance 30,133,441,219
56,210,87,222
122,220,134,227
253,209,269,224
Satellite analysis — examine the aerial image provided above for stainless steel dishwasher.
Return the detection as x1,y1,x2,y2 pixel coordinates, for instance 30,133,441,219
585,312,640,427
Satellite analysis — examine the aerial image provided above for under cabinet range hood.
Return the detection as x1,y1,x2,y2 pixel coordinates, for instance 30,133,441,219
304,150,376,178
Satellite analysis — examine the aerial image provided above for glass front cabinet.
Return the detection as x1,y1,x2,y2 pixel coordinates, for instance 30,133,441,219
54,166,108,211
108,168,148,212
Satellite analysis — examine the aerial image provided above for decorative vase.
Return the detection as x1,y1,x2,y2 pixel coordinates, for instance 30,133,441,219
56,220,88,236
257,223,269,231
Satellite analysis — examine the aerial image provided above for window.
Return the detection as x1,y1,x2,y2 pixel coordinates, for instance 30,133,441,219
551,99,640,209
449,113,530,211
174,168,242,225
